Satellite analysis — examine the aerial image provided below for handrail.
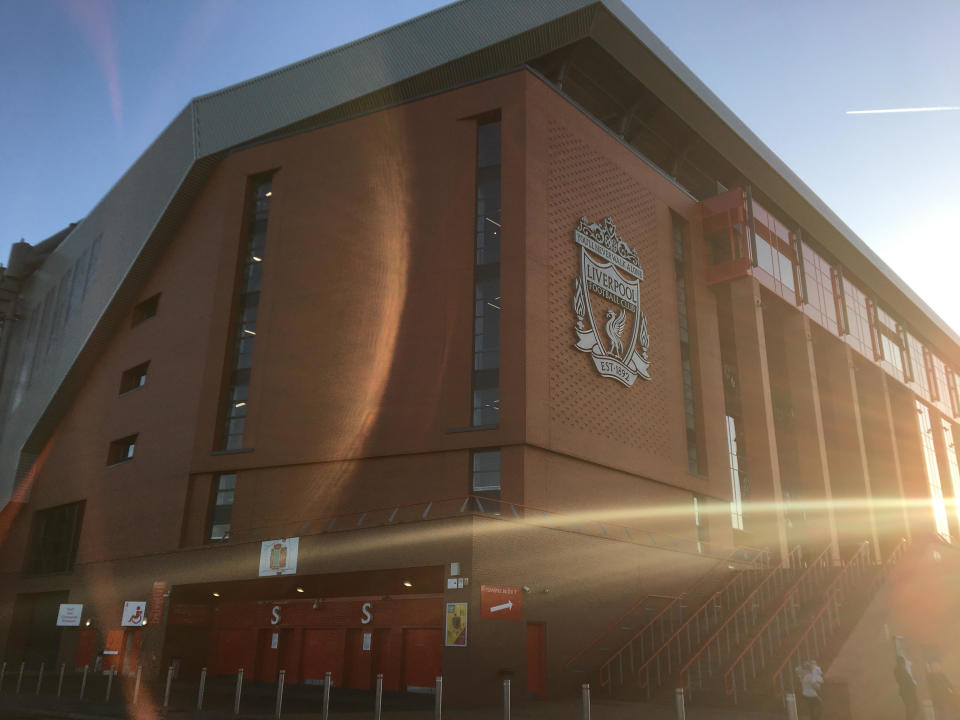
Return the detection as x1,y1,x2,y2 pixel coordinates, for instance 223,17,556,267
770,538,908,698
563,594,676,671
597,596,685,681
717,543,833,688
674,546,804,684
628,559,774,689
718,543,835,695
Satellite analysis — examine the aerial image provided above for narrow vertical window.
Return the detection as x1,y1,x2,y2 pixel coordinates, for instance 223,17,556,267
219,178,272,450
673,218,703,474
726,415,745,531
947,369,960,417
941,420,960,536
693,495,710,553
209,473,237,541
916,401,950,540
472,120,501,427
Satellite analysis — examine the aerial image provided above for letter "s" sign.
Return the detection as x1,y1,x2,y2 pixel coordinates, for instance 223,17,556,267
270,605,281,625
360,602,373,624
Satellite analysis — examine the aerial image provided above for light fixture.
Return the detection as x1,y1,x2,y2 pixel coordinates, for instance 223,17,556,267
243,329,256,336
402,580,413,588
212,592,221,598
84,619,91,627
252,255,262,262
234,402,246,408
522,586,531,593
265,191,272,197
141,619,148,626
296,587,304,593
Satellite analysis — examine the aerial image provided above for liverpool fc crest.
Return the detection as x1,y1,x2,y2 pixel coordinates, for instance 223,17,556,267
571,216,651,386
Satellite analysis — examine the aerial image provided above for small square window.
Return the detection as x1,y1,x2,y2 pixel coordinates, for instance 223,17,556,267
119,362,150,395
131,294,160,327
107,434,138,465
471,449,501,513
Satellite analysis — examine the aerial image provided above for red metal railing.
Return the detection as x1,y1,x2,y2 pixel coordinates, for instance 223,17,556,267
674,545,806,700
622,546,800,699
770,538,908,700
716,544,836,703
563,594,677,672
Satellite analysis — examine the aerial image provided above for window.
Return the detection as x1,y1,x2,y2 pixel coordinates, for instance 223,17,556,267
471,449,501,512
106,434,137,465
726,415,745,531
947,369,960,417
219,177,273,450
693,495,710,553
26,501,85,575
916,401,950,541
673,218,703,474
119,362,150,394
209,473,237,541
132,293,160,327
941,420,960,535
471,119,501,427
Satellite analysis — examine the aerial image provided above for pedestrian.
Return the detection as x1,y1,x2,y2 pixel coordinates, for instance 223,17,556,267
800,659,824,720
895,655,920,720
928,661,955,720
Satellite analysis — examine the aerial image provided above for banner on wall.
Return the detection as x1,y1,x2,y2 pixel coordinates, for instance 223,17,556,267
259,537,299,576
445,602,468,647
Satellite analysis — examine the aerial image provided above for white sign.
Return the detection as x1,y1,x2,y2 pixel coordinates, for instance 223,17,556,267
362,632,372,651
259,538,299,576
121,601,146,627
271,632,279,649
270,606,281,625
572,216,651,386
360,602,373,624
56,604,83,627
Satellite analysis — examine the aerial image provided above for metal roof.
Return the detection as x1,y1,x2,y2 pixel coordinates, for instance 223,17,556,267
0,0,957,505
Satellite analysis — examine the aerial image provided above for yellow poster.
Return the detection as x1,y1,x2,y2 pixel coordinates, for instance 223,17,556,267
445,602,468,647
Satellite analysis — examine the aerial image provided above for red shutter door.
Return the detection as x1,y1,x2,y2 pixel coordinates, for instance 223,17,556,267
402,628,441,692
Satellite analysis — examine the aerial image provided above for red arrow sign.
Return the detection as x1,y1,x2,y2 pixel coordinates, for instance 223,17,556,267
480,585,522,619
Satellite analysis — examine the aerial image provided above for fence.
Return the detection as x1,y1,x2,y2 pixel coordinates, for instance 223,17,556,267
770,538,908,700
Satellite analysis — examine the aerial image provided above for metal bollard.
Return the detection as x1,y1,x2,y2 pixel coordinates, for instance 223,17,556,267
133,665,142,705
16,661,24,694
234,668,244,715
785,693,799,720
503,678,511,720
922,700,935,720
374,673,383,720
321,671,331,720
36,661,45,695
57,663,65,697
275,669,285,719
197,667,207,710
435,675,443,720
105,668,115,702
80,665,88,699
163,664,174,708
581,683,591,720
674,687,686,720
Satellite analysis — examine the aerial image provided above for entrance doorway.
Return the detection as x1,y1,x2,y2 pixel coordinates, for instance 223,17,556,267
526,623,546,699
255,629,290,683
402,628,441,692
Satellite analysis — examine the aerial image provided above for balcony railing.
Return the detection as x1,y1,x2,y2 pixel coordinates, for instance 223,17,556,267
221,495,771,566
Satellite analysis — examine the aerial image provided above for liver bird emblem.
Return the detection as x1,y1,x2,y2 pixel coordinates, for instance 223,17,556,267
605,309,626,357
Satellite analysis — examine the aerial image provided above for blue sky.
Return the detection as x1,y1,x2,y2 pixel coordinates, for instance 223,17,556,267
1,0,958,333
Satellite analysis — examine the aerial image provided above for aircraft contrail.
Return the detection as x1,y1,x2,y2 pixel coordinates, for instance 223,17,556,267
847,106,960,115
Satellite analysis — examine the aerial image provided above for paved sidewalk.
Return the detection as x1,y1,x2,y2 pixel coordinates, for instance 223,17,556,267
0,694,786,720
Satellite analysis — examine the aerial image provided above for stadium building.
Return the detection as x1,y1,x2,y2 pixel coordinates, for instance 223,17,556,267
1,1,959,716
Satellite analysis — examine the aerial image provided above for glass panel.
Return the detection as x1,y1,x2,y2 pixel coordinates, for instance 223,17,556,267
917,401,950,540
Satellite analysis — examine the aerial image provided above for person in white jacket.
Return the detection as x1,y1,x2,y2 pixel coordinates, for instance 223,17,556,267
800,660,824,720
